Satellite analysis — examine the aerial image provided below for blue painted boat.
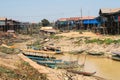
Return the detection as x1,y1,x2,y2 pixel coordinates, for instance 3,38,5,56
27,56,62,62
53,60,62,63
30,57,50,61
27,56,52,61
55,49,63,54
63,61,78,65
36,59,63,68
23,53,56,59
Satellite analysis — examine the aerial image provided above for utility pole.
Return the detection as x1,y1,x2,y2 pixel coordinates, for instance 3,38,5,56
88,10,90,31
80,8,83,30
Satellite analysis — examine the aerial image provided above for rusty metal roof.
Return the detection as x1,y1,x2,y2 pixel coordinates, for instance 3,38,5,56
0,17,7,20
100,8,120,14
69,16,95,20
58,16,96,21
58,18,69,21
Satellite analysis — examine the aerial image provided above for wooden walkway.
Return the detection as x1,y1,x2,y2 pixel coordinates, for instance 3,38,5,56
18,53,61,80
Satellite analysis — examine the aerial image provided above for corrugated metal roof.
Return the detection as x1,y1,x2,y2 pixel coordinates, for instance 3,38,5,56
58,16,96,21
58,18,69,21
100,8,120,14
79,16,95,20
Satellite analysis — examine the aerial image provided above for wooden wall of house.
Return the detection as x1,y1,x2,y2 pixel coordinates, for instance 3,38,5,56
99,13,120,35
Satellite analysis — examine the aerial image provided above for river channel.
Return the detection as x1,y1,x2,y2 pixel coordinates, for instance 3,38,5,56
55,53,120,80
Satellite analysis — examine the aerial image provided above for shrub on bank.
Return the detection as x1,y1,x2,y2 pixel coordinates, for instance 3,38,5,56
0,47,15,54
85,38,120,45
49,35,64,39
0,61,48,80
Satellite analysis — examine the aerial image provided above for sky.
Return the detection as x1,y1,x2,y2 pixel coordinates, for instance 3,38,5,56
0,0,120,22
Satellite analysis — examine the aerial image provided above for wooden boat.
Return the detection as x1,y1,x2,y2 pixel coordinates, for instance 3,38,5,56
111,52,120,61
76,50,84,54
27,56,53,61
112,55,120,61
55,49,63,54
37,60,62,69
27,55,62,64
63,61,78,65
67,70,96,76
70,50,84,54
87,51,104,56
23,53,56,59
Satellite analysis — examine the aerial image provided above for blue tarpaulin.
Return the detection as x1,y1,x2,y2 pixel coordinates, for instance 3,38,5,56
83,19,99,24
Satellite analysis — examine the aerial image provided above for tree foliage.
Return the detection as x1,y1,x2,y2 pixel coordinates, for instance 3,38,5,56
41,19,50,26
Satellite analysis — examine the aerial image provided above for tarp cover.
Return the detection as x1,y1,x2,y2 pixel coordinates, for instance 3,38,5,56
83,19,99,24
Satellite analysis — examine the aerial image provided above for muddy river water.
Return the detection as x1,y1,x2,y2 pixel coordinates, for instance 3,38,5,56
55,53,120,80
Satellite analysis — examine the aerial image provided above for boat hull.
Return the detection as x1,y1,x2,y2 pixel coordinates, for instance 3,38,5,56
67,70,96,76
87,52,104,56
112,55,120,61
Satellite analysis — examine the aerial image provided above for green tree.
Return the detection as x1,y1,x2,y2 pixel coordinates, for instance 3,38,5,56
41,19,50,26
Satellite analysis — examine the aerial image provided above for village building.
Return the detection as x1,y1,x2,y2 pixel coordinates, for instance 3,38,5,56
98,8,120,34
56,16,99,31
0,18,21,32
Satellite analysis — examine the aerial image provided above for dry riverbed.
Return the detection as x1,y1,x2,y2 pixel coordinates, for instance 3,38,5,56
0,32,119,80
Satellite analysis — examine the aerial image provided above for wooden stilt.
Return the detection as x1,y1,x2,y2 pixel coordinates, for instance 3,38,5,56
118,22,120,34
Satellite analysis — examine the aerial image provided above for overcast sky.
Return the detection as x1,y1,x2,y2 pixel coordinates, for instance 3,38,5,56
0,0,120,22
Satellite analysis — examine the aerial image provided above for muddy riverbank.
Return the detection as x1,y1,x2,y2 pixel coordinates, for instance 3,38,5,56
54,53,120,80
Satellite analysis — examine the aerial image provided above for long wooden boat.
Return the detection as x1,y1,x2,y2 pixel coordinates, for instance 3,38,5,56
23,53,56,59
63,61,78,65
37,60,62,69
111,51,120,61
70,50,84,54
67,70,96,76
26,55,62,62
27,56,52,61
112,55,120,61
76,50,84,54
55,49,63,54
87,51,104,56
